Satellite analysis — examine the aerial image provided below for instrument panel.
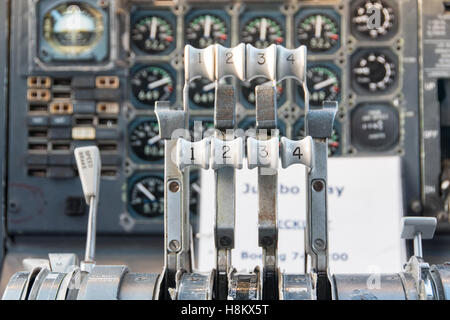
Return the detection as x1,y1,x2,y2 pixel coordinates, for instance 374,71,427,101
1,0,441,238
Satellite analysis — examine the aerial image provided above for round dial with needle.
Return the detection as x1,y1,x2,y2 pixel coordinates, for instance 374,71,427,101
131,15,174,54
352,50,397,93
297,13,339,53
131,65,174,107
241,78,284,107
185,14,228,48
128,175,164,218
298,65,340,106
241,17,284,48
351,0,397,40
188,78,216,108
129,119,164,162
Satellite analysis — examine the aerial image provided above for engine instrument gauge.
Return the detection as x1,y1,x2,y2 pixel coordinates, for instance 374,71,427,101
295,119,341,156
351,0,397,40
351,50,397,94
185,14,229,48
131,15,174,54
129,119,164,162
296,13,339,53
128,175,164,218
41,2,105,57
131,65,175,108
298,65,341,106
188,79,216,109
241,78,285,108
351,103,399,151
241,17,284,48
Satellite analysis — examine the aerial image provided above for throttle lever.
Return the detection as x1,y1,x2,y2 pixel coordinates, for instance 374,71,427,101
74,146,101,273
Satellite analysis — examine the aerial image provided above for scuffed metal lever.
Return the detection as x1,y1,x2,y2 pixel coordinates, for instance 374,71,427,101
304,101,338,300
155,101,191,299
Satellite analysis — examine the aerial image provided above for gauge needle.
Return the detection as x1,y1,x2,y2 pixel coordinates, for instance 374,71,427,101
315,15,322,38
204,15,212,38
192,183,201,194
147,135,161,145
137,183,156,201
260,18,267,41
313,77,336,90
202,82,215,92
150,17,158,39
148,77,171,90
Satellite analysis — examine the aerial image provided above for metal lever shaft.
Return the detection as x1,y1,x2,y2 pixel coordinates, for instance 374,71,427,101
254,84,279,300
74,146,101,272
304,101,337,300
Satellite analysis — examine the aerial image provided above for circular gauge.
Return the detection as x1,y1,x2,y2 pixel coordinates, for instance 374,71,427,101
351,103,399,151
43,3,104,55
189,78,216,108
297,13,339,53
351,50,397,94
185,14,228,48
351,0,397,40
129,175,164,218
241,78,284,108
129,119,164,162
131,65,175,107
241,17,284,48
296,120,341,156
131,15,174,54
298,65,341,106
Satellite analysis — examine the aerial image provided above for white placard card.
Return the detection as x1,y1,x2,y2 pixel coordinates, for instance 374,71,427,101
196,156,406,274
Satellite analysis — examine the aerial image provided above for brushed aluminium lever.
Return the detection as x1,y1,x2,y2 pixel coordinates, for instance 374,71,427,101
304,101,338,300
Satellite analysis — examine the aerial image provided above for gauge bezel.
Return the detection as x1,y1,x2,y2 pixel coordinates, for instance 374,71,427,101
350,48,399,95
239,11,286,48
184,9,231,48
36,0,110,63
128,117,164,164
293,117,342,157
349,0,399,41
350,102,400,152
130,10,176,56
296,62,342,109
127,172,165,220
129,63,177,109
294,8,341,55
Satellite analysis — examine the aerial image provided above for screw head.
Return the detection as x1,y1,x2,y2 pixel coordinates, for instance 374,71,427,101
169,240,181,252
169,181,180,193
313,180,324,192
314,238,325,250
220,236,232,247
